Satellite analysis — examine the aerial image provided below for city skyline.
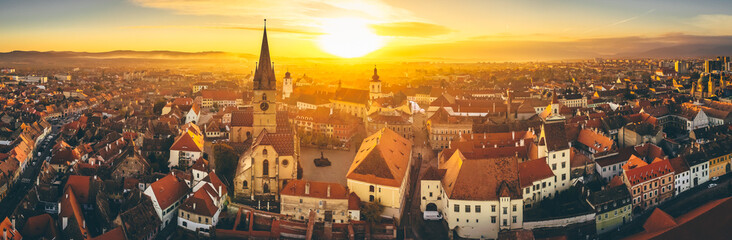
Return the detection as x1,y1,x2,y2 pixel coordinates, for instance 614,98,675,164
4,0,732,61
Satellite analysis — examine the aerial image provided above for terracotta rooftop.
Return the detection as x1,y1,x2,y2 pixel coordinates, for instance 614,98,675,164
347,128,413,187
626,197,732,240
148,174,190,210
518,157,555,188
442,155,522,200
624,158,674,186
281,180,349,200
21,214,58,240
251,129,296,156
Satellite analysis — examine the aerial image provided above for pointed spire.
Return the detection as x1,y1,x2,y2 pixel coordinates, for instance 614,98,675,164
253,19,276,90
371,66,380,82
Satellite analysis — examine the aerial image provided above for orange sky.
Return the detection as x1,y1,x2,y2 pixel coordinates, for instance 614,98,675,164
3,0,732,61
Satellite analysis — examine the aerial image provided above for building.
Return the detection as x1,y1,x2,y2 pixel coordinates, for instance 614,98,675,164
168,123,204,168
618,122,665,148
282,71,293,99
427,107,474,150
622,158,674,211
669,157,690,195
347,128,412,222
535,122,572,192
369,67,383,100
587,185,632,234
704,60,723,73
200,90,242,108
422,155,524,239
143,173,191,230
518,157,556,208
233,130,299,201
178,172,228,236
280,180,350,223
331,87,369,119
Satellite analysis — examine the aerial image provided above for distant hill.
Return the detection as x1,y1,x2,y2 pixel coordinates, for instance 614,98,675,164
0,50,256,60
618,44,732,58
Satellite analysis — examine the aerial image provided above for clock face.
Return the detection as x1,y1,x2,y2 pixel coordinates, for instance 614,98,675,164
260,102,269,111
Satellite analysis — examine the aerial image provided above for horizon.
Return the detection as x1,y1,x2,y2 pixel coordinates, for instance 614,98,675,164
4,0,732,61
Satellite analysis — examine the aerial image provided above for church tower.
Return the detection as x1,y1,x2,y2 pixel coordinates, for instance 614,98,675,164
282,71,293,99
369,67,382,100
253,20,278,137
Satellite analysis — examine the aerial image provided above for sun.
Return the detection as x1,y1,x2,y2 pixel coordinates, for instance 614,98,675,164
318,18,384,58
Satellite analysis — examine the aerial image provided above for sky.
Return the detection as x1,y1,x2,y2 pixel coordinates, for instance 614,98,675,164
2,0,732,60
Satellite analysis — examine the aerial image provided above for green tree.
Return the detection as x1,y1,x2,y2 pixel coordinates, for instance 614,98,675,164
214,143,238,185
361,202,383,224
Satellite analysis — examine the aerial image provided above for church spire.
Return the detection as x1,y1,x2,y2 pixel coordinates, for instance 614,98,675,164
371,66,380,82
253,19,276,90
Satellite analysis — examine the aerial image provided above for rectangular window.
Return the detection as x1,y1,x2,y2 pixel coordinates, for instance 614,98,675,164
454,204,460,212
465,205,471,213
503,219,508,226
513,205,517,212
562,162,566,168
492,205,496,212
513,216,517,223
475,205,481,213
491,216,496,223
503,207,507,214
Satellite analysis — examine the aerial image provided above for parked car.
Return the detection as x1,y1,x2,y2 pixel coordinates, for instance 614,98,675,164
423,211,442,221
708,183,718,188
711,177,719,182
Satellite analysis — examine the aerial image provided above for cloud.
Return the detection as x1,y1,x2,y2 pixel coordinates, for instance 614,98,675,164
370,22,452,37
123,25,324,35
690,14,732,35
131,0,413,24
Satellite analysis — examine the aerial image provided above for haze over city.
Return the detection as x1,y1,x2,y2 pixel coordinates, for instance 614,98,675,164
4,0,732,61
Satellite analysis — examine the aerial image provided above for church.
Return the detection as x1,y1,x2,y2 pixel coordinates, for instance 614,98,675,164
233,21,300,202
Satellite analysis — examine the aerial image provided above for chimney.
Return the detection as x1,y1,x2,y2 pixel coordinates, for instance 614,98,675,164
62,217,68,229
11,219,15,231
193,203,196,209
83,220,86,229
305,182,311,195
327,185,331,198
512,131,515,140
218,185,222,197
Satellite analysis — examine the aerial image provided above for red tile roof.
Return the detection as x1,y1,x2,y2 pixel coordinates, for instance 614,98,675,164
91,227,125,240
179,184,220,217
169,128,203,152
624,159,674,186
577,128,615,154
626,197,732,240
347,128,413,187
0,217,21,240
281,180,349,200
252,130,296,156
148,174,190,210
442,156,522,200
65,175,93,204
21,214,58,240
518,157,555,188
59,188,89,239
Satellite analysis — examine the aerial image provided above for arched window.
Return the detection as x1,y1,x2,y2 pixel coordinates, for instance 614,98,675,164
263,182,270,193
243,180,248,189
263,149,268,156
262,93,267,101
262,160,269,176
369,185,375,192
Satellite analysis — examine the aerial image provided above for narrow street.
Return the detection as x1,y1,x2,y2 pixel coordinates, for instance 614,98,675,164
0,117,65,220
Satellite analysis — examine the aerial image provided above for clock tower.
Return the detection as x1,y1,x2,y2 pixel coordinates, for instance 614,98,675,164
253,20,278,137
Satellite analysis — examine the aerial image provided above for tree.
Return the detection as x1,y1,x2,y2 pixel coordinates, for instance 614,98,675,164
361,202,383,224
153,99,167,115
214,143,238,185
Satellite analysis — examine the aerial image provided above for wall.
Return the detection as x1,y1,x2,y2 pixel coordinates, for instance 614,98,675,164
523,213,595,229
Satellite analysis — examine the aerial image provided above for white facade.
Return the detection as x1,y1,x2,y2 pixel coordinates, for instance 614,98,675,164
521,176,556,208
347,178,407,220
185,108,200,124
686,110,710,130
596,160,625,182
144,186,186,230
441,193,523,239
689,162,709,188
282,74,293,99
169,150,202,168
178,210,220,235
674,170,690,195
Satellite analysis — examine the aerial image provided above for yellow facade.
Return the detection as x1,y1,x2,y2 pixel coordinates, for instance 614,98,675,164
596,204,632,234
708,154,731,178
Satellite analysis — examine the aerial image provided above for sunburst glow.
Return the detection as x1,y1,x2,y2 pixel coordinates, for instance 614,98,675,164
318,18,384,58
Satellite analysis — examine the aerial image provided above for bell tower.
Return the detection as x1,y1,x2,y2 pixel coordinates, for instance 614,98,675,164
369,67,381,100
253,20,278,137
